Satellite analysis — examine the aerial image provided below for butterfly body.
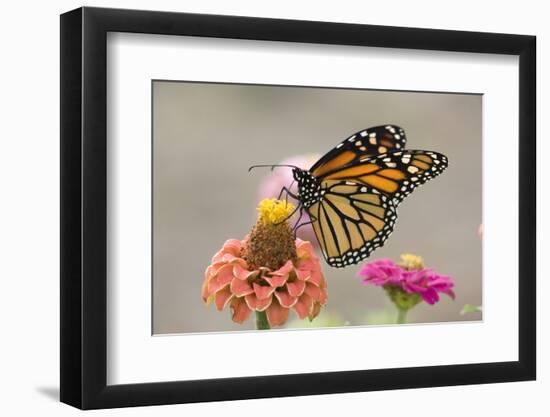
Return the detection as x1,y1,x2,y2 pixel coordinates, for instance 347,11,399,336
289,125,448,268
293,169,323,208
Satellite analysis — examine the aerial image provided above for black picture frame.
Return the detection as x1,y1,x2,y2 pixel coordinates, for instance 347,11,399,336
60,6,536,410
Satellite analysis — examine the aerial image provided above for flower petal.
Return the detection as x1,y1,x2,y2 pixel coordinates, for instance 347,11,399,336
272,260,294,276
207,275,230,296
245,294,273,312
286,279,306,297
296,259,317,272
202,265,219,301
295,268,311,281
230,277,254,297
201,279,211,303
293,293,313,319
222,253,238,263
309,301,322,321
306,270,323,286
445,289,456,300
274,289,298,308
266,298,290,327
223,239,244,255
403,270,423,284
205,264,218,278
264,274,288,287
253,282,276,300
402,281,425,295
428,275,455,291
296,239,316,259
230,298,252,324
211,249,226,264
233,263,256,280
216,263,235,285
420,288,440,305
215,286,233,311
304,282,322,301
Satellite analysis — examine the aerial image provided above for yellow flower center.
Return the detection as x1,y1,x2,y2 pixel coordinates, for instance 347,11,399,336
257,198,296,225
399,253,425,271
243,198,297,270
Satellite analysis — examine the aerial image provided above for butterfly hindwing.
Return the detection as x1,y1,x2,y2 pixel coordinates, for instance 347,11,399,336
310,125,407,178
306,181,398,268
319,150,448,204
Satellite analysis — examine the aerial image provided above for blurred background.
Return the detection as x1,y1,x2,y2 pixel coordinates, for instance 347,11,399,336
152,80,482,334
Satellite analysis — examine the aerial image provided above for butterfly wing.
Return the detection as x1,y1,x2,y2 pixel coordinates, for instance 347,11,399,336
310,125,407,178
319,150,448,204
305,150,448,267
306,181,398,267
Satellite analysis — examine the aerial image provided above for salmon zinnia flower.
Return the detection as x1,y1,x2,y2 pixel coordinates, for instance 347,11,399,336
202,199,328,329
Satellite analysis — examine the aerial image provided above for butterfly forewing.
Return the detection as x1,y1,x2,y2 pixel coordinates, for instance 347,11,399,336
309,125,407,178
320,150,448,204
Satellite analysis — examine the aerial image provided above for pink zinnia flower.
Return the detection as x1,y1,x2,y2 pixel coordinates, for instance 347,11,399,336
202,199,328,328
400,269,455,305
358,255,455,306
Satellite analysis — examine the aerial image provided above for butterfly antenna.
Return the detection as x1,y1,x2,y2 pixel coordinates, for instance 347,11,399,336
248,164,300,172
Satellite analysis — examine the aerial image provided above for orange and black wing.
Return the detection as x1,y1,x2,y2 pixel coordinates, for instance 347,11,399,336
318,150,448,204
306,181,398,267
305,150,448,267
309,125,407,178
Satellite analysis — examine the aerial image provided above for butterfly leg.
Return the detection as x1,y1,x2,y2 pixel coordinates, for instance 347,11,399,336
273,183,302,226
290,206,304,237
277,183,299,202
277,180,298,201
273,202,301,226
293,212,318,239
284,180,295,205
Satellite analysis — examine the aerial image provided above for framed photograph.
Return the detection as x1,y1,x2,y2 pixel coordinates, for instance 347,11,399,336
60,6,536,409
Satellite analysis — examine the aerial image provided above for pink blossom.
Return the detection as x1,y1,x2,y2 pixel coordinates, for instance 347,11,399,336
358,258,455,305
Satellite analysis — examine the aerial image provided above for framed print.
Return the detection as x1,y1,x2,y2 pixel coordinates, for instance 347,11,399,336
60,6,536,409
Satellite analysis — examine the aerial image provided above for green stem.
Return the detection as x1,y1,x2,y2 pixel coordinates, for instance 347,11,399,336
396,308,408,324
255,311,271,330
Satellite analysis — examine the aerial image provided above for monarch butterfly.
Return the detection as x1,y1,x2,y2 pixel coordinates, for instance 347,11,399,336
251,125,448,268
